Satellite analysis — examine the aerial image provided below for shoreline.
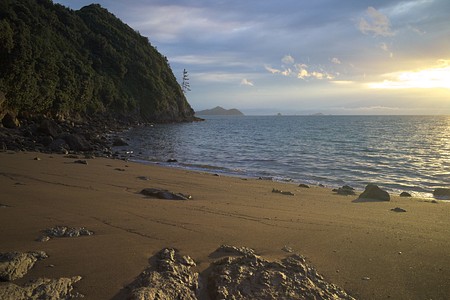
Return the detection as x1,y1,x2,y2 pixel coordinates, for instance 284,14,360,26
1,151,450,299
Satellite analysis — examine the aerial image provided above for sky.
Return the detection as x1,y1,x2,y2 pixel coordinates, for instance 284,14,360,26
54,0,450,115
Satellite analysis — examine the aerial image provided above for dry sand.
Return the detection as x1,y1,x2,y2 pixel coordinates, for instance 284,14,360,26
1,151,449,299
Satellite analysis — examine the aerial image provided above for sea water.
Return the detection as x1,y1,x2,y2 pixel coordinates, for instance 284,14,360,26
114,115,450,198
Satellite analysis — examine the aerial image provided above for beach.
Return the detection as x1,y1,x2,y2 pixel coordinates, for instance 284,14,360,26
1,151,449,299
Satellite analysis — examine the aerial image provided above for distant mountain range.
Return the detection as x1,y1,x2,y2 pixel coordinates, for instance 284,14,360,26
195,106,244,116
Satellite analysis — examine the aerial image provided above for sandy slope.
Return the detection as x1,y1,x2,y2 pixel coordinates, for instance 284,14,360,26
1,151,449,299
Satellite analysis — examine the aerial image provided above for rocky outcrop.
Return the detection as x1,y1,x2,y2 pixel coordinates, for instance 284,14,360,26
37,226,94,242
127,248,198,300
208,247,355,300
0,251,48,281
140,188,192,200
0,276,82,300
358,184,390,201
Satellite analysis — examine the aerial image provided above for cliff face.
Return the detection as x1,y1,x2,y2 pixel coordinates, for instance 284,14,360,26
0,0,195,123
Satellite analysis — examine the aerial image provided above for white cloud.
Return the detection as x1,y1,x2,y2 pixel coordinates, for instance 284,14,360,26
358,7,394,37
240,78,254,86
264,65,281,74
331,57,341,64
281,55,295,65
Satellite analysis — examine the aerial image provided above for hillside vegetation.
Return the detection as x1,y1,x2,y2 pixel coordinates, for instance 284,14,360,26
0,0,195,122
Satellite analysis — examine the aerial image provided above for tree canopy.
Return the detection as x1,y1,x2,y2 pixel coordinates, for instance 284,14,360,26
0,0,195,122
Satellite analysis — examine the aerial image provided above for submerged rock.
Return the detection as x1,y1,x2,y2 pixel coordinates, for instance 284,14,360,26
208,249,355,299
359,184,390,201
128,248,198,300
0,251,48,281
433,188,450,199
0,276,82,299
140,188,192,200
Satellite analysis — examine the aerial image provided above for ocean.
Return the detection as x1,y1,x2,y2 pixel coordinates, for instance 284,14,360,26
114,115,450,198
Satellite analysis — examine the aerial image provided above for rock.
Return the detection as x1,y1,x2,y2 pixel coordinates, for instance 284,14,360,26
0,251,48,281
215,245,256,256
333,185,356,196
140,188,192,200
74,160,88,165
48,138,69,153
137,176,150,181
391,207,407,213
400,192,412,197
37,120,60,137
167,158,178,163
208,249,355,300
298,183,310,188
359,184,390,201
38,226,94,242
0,276,82,300
282,246,294,253
272,188,294,196
2,113,20,128
112,138,128,146
433,188,450,199
127,248,198,300
63,134,92,151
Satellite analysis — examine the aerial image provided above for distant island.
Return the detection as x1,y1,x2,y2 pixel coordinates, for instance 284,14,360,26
195,106,244,116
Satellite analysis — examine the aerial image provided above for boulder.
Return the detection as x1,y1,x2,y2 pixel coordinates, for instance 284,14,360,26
37,119,60,137
0,251,48,281
359,184,390,201
400,192,412,197
140,188,191,200
208,247,355,299
333,185,356,196
433,188,450,199
63,134,92,151
127,248,198,300
0,276,82,300
1,112,20,128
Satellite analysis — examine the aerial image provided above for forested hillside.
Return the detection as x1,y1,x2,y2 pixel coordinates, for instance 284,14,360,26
0,0,195,122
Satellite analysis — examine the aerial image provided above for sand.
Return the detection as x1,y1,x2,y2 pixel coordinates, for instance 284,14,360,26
1,151,449,299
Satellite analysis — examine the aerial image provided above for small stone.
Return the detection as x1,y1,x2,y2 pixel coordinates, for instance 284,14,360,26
33,157,41,161
74,160,88,165
114,168,125,171
272,188,294,196
362,277,371,281
167,158,178,163
137,176,150,180
298,184,310,188
400,192,412,197
282,246,294,253
391,207,407,213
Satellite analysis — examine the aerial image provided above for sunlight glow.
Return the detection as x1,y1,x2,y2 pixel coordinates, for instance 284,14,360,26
368,60,450,89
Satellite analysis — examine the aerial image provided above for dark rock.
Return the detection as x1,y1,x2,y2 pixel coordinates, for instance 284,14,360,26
37,119,60,137
214,245,256,257
0,251,48,281
137,176,150,181
167,158,178,163
298,183,310,188
208,248,355,300
38,226,94,242
112,138,129,146
63,134,92,151
2,113,20,128
74,160,88,165
391,207,407,213
49,138,69,153
334,185,356,196
359,184,390,201
433,188,450,199
127,248,198,300
272,188,294,196
0,276,82,299
400,192,412,197
140,188,192,200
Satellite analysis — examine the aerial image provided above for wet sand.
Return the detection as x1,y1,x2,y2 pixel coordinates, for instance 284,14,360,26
1,151,449,299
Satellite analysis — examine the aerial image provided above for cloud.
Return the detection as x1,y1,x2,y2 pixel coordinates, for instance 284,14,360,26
367,60,450,89
264,65,281,74
281,55,295,64
358,7,394,37
240,78,254,86
331,57,341,64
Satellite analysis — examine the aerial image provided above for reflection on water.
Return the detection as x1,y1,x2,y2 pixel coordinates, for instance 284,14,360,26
115,115,450,198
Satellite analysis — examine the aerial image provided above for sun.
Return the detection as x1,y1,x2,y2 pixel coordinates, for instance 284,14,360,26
368,60,450,89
